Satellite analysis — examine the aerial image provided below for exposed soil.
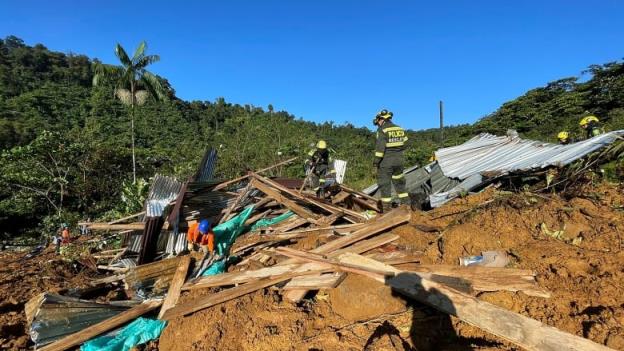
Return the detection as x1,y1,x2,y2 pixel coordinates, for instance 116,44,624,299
2,182,624,350
159,183,624,350
0,248,96,350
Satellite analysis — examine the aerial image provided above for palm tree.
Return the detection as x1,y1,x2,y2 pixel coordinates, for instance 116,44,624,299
92,41,167,183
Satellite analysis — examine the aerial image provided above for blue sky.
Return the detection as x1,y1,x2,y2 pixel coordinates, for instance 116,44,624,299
1,0,623,130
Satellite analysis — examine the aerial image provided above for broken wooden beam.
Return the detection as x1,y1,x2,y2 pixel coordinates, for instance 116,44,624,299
158,255,191,319
283,207,410,301
334,253,611,351
83,222,146,231
282,272,347,290
162,273,301,320
213,157,298,191
250,178,320,224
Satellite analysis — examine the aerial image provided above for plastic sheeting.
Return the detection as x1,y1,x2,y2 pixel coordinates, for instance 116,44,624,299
213,205,255,256
251,211,294,231
81,318,166,351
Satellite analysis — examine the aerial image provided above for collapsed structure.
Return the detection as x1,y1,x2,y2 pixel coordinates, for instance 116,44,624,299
24,131,624,351
366,130,624,208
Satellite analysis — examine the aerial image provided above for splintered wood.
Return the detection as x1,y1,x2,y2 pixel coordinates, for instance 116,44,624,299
58,168,605,351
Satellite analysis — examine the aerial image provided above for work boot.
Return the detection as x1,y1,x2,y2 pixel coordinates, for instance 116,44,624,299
381,202,393,213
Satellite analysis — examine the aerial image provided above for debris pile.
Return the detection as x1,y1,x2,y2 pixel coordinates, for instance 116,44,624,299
5,132,624,350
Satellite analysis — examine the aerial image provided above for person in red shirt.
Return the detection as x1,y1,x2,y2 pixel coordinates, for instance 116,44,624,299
186,219,214,253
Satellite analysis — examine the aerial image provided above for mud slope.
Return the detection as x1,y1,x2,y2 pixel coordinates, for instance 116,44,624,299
160,183,624,351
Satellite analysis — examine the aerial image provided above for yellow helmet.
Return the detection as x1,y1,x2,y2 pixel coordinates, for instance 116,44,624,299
316,140,327,149
373,109,393,124
557,131,569,141
579,115,599,127
376,109,393,120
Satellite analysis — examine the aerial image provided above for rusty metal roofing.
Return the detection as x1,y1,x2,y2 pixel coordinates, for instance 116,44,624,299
435,130,624,180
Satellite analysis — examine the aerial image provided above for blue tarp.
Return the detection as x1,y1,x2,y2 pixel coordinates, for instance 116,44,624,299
81,317,166,351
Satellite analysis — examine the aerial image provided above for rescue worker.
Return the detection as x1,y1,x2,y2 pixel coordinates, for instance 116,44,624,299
305,140,336,197
579,115,604,139
61,224,70,244
373,109,409,212
186,219,215,253
557,131,571,145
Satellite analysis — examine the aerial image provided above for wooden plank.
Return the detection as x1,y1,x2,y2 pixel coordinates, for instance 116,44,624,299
38,299,163,351
162,274,298,320
250,178,321,224
334,254,612,351
315,212,344,227
276,247,396,277
410,265,550,298
283,207,409,301
106,211,145,225
331,191,351,204
251,172,368,222
213,157,298,191
84,222,146,231
219,181,252,224
339,184,380,204
283,272,347,290
269,217,308,232
312,206,410,255
109,248,128,264
158,255,191,319
183,264,331,290
187,233,401,291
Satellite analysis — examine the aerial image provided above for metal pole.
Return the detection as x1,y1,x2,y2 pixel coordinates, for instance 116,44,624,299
439,100,444,145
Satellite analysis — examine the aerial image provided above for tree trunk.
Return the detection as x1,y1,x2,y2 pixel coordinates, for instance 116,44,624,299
130,81,137,184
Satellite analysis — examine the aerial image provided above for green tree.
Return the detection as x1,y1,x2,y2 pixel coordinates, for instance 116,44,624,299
92,41,167,183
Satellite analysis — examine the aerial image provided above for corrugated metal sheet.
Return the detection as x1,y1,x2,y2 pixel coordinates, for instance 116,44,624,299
137,216,165,265
195,148,218,182
125,231,144,253
165,231,187,255
145,174,183,217
29,294,135,347
363,130,624,207
435,130,624,180
333,159,347,184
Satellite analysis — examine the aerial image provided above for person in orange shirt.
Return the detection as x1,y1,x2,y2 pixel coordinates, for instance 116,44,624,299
186,219,214,253
61,224,70,244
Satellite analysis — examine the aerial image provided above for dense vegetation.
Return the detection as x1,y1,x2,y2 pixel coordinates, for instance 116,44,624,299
1,35,623,239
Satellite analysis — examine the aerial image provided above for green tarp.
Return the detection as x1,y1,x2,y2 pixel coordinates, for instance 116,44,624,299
251,211,294,231
81,317,166,351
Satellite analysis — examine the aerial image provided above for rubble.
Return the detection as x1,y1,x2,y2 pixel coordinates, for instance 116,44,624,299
4,133,623,350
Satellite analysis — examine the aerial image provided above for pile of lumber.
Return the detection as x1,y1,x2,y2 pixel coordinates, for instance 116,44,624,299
35,159,616,351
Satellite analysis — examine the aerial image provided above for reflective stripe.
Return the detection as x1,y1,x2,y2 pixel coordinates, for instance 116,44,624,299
398,193,409,198
319,179,326,183
329,169,336,174
313,187,320,191
392,174,404,179
381,197,393,203
386,141,405,147
375,152,384,157
382,126,403,133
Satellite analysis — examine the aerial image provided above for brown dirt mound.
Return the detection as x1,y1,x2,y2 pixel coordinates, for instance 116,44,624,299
0,248,95,350
160,183,624,350
3,183,623,350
